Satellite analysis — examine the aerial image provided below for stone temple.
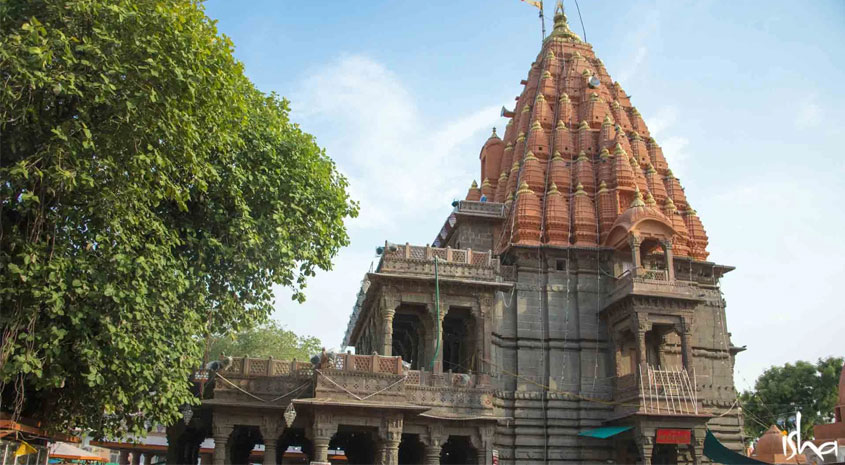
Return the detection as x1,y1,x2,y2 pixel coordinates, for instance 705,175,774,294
161,4,746,465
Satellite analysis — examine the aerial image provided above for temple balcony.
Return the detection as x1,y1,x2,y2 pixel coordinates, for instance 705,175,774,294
610,364,708,421
206,354,496,418
376,242,503,282
606,269,704,307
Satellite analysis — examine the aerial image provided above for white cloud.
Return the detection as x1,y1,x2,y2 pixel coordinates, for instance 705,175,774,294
271,55,506,347
643,105,690,179
293,55,502,233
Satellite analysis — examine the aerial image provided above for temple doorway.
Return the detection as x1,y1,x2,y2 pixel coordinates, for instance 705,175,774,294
330,428,378,465
442,308,476,373
652,443,679,465
398,433,425,464
440,436,477,464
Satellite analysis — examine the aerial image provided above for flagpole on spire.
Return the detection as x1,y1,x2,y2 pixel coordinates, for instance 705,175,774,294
520,0,546,42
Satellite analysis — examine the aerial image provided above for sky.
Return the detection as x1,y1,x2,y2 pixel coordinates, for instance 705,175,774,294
203,0,845,390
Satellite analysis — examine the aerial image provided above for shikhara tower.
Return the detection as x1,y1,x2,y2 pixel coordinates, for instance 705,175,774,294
172,5,747,465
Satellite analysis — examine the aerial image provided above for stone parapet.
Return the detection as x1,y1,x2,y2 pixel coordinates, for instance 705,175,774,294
377,243,501,281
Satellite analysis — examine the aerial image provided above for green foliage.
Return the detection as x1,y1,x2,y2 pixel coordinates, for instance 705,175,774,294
0,0,356,438
740,357,843,439
207,321,321,363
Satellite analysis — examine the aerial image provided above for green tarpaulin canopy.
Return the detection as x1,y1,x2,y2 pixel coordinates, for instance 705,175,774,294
577,426,633,439
704,429,767,464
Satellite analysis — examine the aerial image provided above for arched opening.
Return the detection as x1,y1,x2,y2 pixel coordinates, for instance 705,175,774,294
392,305,429,370
278,428,312,464
330,427,378,465
441,436,477,465
229,425,261,465
640,239,667,279
442,308,476,373
398,433,425,464
644,323,682,369
652,443,679,465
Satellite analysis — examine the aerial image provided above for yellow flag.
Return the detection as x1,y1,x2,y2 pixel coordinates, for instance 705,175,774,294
521,0,543,9
14,441,37,457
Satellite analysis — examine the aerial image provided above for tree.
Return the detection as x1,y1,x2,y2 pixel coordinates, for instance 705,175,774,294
740,357,843,439
0,0,357,438
207,321,321,363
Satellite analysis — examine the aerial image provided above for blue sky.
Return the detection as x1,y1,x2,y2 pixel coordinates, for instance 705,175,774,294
203,0,845,390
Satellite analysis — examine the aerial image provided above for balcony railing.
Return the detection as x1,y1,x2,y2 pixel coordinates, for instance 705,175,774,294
607,269,702,305
614,365,700,417
453,200,507,218
376,243,501,281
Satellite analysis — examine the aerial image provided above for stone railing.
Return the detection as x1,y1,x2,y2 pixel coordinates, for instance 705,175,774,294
453,200,506,218
607,270,701,305
377,243,501,281
328,353,404,375
220,357,314,378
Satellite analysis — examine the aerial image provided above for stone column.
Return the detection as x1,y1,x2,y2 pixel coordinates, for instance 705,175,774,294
423,424,444,465
679,318,694,371
380,415,403,465
311,411,336,465
118,451,130,465
634,314,649,370
636,434,654,465
382,301,396,357
212,424,233,465
260,423,282,465
629,234,642,277
662,239,675,280
423,441,442,465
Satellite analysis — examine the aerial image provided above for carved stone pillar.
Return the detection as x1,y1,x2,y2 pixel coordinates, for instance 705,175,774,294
382,302,396,357
477,295,494,375
679,317,694,371
212,423,233,465
633,313,649,370
636,433,654,465
311,411,337,465
422,424,444,465
662,239,675,280
311,437,330,465
380,415,403,465
471,426,494,465
629,234,642,277
260,421,283,465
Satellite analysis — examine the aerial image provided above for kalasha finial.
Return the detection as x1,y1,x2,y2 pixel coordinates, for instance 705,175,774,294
492,127,497,136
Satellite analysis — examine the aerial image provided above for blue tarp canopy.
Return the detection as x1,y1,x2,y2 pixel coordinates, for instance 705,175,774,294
577,426,633,439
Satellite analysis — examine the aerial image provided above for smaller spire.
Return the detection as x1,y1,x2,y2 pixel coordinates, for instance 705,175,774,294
579,120,590,130
599,148,611,160
590,92,600,102
576,150,589,161
664,197,677,214
548,182,560,194
517,181,533,195
644,191,657,207
646,163,657,175
575,183,587,195
524,151,538,161
471,180,478,189
598,180,609,193
613,144,627,157
491,127,498,138
517,132,526,142
552,151,564,160
482,178,492,187
556,120,566,129
603,114,614,126
630,188,645,208
499,171,508,181
505,192,514,205
559,93,570,103
531,120,543,131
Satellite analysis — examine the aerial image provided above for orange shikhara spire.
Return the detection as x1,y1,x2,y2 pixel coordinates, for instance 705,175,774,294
462,9,708,259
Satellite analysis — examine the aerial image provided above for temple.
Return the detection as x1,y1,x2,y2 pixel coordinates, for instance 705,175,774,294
163,4,746,465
